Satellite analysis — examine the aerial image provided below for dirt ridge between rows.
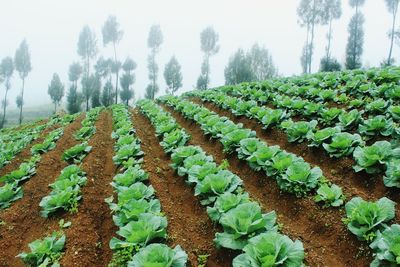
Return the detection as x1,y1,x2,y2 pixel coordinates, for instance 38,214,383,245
161,103,372,267
59,110,116,266
132,109,234,267
190,97,400,222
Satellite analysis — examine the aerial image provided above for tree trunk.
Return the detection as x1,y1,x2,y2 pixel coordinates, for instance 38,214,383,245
303,24,310,74
115,70,119,104
388,3,398,65
86,98,89,111
326,18,333,60
54,102,57,114
113,41,119,104
19,78,25,125
307,0,317,74
352,5,359,69
1,85,10,129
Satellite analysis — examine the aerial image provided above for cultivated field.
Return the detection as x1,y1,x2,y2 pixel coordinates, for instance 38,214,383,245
1,67,400,267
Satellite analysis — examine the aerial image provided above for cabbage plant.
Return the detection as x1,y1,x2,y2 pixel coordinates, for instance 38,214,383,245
370,224,400,266
337,109,362,130
194,170,242,205
214,202,277,250
280,120,318,143
160,129,190,153
17,232,65,266
261,109,287,129
127,244,188,267
323,133,363,158
232,232,305,267
111,165,149,188
0,182,23,209
207,192,250,222
344,197,396,241
315,183,345,207
307,127,341,147
277,161,322,196
62,142,92,163
383,159,400,188
110,213,167,250
358,116,394,137
353,141,399,174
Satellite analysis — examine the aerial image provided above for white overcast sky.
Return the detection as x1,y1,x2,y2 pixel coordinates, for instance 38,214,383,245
0,0,397,108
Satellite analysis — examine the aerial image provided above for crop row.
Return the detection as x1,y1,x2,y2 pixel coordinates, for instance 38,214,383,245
190,90,400,189
243,67,400,107
160,96,345,203
138,99,306,266
107,104,188,266
16,107,101,266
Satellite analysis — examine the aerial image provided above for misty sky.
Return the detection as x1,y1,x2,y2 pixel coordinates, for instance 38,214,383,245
0,0,397,108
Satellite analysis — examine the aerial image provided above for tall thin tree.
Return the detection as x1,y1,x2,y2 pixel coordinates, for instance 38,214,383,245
67,62,82,114
197,27,219,89
385,0,400,65
346,0,367,69
77,25,98,76
322,0,342,61
14,40,32,125
0,57,14,128
102,15,123,104
163,56,183,95
119,57,136,105
47,73,65,113
145,25,163,100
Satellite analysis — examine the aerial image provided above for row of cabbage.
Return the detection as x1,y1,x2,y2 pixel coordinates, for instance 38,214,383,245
190,90,400,189
138,99,305,267
242,67,400,106
0,114,78,210
107,104,188,267
216,85,400,139
159,96,345,205
38,107,102,218
16,108,101,266
0,115,72,169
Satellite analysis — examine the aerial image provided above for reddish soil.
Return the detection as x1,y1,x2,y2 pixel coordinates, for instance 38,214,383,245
59,110,116,266
132,109,235,267
161,103,372,267
191,98,400,222
0,115,83,266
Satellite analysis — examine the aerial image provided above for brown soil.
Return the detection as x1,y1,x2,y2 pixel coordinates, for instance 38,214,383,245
161,103,372,267
59,110,117,266
191,98,400,222
0,115,83,266
132,109,235,267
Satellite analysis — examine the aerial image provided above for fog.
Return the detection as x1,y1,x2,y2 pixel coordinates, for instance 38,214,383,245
0,0,397,108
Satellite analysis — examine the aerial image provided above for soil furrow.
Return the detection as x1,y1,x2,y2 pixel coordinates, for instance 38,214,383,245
0,115,83,266
161,103,372,267
59,110,116,266
132,109,234,267
190,98,400,221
